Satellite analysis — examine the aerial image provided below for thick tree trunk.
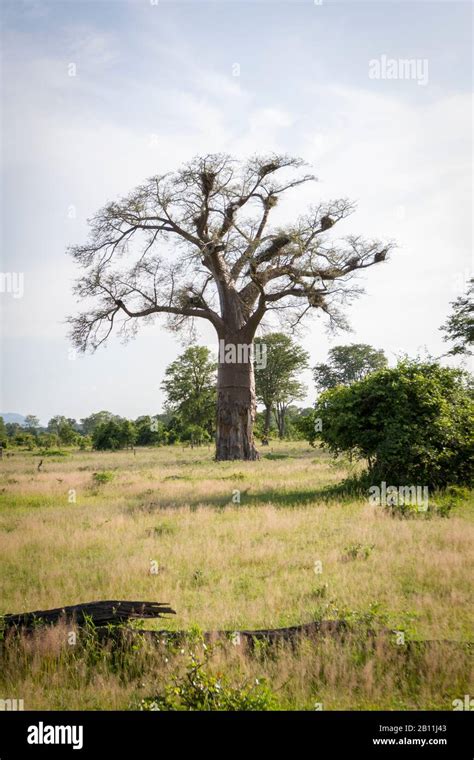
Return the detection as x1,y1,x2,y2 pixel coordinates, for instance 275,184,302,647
216,338,259,461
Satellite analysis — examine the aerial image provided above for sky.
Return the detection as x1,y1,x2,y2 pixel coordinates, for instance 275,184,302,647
0,0,472,425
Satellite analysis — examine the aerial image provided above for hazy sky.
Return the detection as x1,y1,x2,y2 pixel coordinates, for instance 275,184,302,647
0,0,472,424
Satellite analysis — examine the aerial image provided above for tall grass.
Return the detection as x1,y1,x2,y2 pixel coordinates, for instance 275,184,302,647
0,442,472,709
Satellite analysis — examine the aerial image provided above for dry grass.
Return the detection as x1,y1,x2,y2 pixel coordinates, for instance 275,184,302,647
0,442,473,709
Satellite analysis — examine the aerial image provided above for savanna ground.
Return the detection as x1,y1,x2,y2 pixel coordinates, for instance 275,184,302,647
0,442,472,710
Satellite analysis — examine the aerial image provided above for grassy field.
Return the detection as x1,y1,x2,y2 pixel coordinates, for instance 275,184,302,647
0,442,472,710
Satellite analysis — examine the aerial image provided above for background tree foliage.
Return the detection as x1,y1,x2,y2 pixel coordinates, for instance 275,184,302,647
134,415,169,446
440,278,473,356
47,416,79,445
24,415,40,432
92,418,137,451
80,411,120,436
313,343,387,392
254,333,309,439
161,346,217,438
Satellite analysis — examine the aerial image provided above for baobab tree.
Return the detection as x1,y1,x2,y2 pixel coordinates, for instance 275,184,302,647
67,154,393,460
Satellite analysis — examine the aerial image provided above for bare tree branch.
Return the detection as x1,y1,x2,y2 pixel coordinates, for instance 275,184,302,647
67,153,393,351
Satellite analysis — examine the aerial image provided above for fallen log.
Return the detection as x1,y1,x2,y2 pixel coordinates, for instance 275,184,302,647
2,600,176,630
2,603,469,650
207,619,349,644
0,601,361,646
96,618,354,649
101,624,471,653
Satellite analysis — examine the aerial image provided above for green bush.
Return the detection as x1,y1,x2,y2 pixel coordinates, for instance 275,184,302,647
92,419,136,450
180,424,212,446
138,654,278,711
92,471,114,485
134,416,169,446
311,361,473,489
36,433,60,449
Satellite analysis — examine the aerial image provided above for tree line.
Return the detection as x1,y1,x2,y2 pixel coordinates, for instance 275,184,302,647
0,338,391,451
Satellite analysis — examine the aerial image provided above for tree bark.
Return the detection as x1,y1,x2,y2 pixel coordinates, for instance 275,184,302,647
216,337,259,461
263,406,272,438
275,403,285,439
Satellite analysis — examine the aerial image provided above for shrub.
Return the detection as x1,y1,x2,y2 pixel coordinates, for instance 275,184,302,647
92,471,114,485
138,654,279,711
342,543,375,561
180,424,212,446
311,361,473,489
36,433,60,449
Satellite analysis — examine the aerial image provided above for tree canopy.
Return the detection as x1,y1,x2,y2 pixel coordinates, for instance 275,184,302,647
67,153,392,347
313,343,387,392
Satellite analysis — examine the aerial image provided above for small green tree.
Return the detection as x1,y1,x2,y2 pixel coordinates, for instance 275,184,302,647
313,343,387,392
47,416,79,445
161,346,217,436
37,432,59,449
254,333,309,439
440,278,473,355
24,415,40,434
311,361,473,489
22,433,37,450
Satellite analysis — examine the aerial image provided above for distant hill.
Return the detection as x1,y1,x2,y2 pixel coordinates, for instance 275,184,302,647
0,413,26,425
